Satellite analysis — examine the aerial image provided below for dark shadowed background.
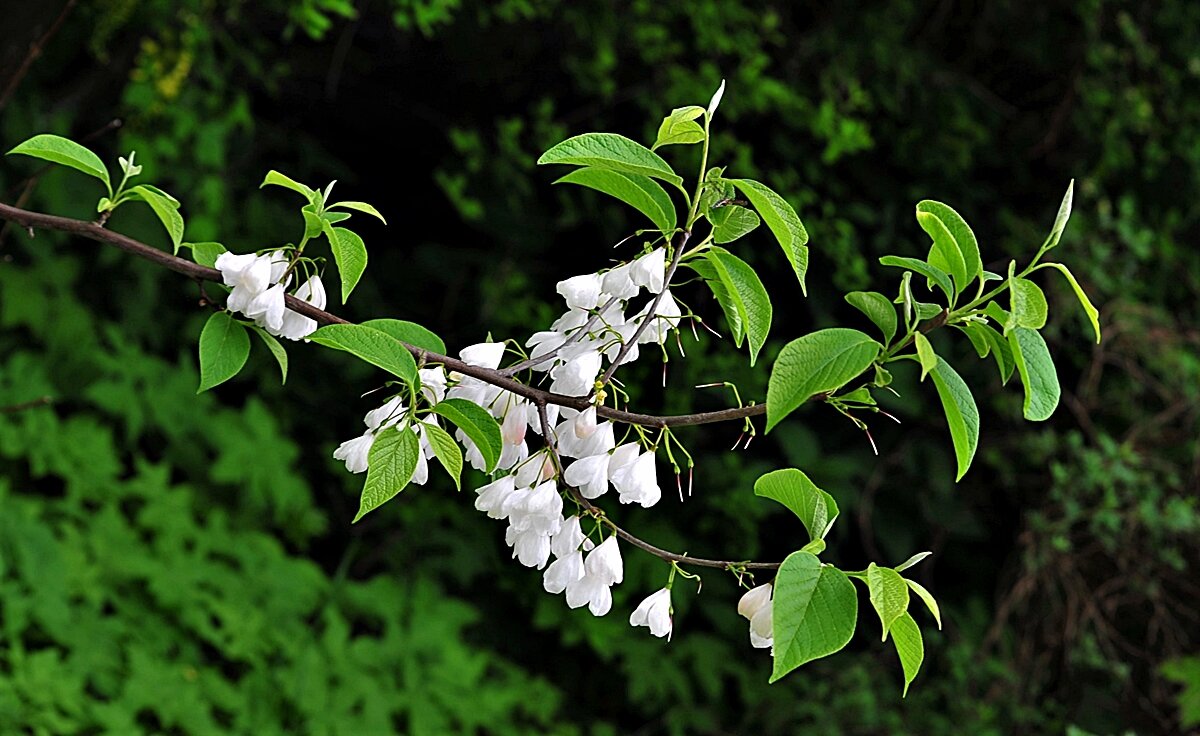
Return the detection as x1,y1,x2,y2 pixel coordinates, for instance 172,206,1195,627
0,1,1197,734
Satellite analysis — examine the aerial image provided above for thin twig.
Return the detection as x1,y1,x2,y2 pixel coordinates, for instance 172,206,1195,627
0,396,53,414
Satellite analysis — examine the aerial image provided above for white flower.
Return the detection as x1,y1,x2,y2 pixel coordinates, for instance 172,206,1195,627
514,451,555,487
216,252,272,314
629,588,673,639
551,308,590,333
365,396,406,431
584,536,623,585
738,584,775,649
267,249,291,286
459,342,506,369
601,262,639,299
558,419,615,459
526,330,567,370
507,525,553,569
603,322,641,365
556,274,603,311
563,453,610,499
276,274,326,341
570,406,598,438
410,444,429,485
497,438,530,470
333,431,374,474
501,402,529,445
509,480,563,536
543,550,585,594
630,248,666,293
418,367,447,404
550,515,593,558
549,350,602,397
565,572,613,616
610,451,661,508
245,283,287,332
636,289,683,345
607,443,641,478
474,475,517,519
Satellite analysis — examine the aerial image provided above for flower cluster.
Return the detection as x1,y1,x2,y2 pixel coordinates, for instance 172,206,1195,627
215,251,326,340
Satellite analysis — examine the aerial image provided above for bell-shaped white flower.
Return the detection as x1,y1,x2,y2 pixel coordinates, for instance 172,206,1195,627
563,453,610,499
601,262,639,299
565,572,613,616
558,419,615,459
749,602,773,649
497,439,530,471
551,308,590,333
507,525,553,569
459,342,506,369
629,588,673,639
267,249,291,287
418,367,447,404
637,289,683,345
603,322,642,366
410,444,429,485
501,403,529,445
245,283,287,332
365,396,407,431
509,480,563,534
474,475,517,519
216,252,273,314
543,550,585,594
629,248,666,293
584,536,623,585
333,431,374,474
525,330,567,371
549,350,602,397
556,274,603,311
611,450,661,508
550,515,593,558
276,274,326,341
607,443,641,477
737,583,773,619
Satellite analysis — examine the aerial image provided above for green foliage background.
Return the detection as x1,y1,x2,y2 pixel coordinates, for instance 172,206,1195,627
1,1,1197,733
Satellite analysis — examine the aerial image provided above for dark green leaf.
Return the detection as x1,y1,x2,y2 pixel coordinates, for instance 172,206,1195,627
554,168,676,235
187,241,227,269
360,319,447,356
709,205,761,244
197,312,250,393
249,325,288,385
1008,327,1060,421
432,398,502,472
729,179,810,293
703,247,772,365
354,426,420,522
845,291,897,345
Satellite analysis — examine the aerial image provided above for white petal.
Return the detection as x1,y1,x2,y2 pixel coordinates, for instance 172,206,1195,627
630,248,666,293
737,583,773,620
543,551,585,594
556,274,603,311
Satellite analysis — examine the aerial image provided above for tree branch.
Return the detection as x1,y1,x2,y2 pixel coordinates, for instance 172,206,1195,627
0,201,766,428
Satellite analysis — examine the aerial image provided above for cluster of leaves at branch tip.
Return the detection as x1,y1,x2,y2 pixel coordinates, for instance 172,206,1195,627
3,84,1100,696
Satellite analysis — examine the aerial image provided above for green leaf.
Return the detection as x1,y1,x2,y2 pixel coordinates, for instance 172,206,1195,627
432,398,503,473
302,204,325,239
890,612,924,697
916,200,981,286
754,468,840,541
917,211,967,295
1036,180,1074,258
866,563,910,640
1035,262,1101,343
197,312,250,393
537,133,683,187
261,169,314,197
322,211,351,225
652,106,706,149
126,184,184,253
309,324,418,384
423,422,463,491
913,332,937,381
1008,327,1060,421
554,168,676,235
323,224,368,303
845,291,897,345
770,552,857,683
800,538,826,555
249,325,288,384
360,319,447,356
709,205,761,244
961,322,1015,384
958,323,990,358
703,247,772,366
1009,276,1048,330
928,355,980,481
354,426,420,522
729,179,810,293
905,578,942,629
330,200,387,224
187,241,227,269
767,328,881,432
7,134,111,192
879,256,954,303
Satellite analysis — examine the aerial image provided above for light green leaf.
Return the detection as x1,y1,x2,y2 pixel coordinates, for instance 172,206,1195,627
767,328,881,432
1010,276,1048,330
249,325,288,384
866,563,910,640
322,211,351,225
1008,327,1060,421
197,312,250,393
354,426,420,522
261,169,314,197
917,211,967,296
423,422,463,491
895,552,932,572
905,579,942,629
7,134,111,192
652,106,706,149
800,538,826,555
845,291,897,345
754,468,840,542
879,256,954,303
770,552,857,683
703,247,772,366
323,224,368,303
917,200,981,286
432,398,503,473
928,355,979,481
709,205,761,244
554,168,676,235
302,204,325,239
958,323,990,358
890,612,924,697
330,200,387,224
187,241,227,269
126,184,184,253
914,332,937,381
729,179,810,293
1036,180,1074,258
360,319,447,356
537,133,683,187
976,323,1016,384
1035,262,1101,343
309,324,418,385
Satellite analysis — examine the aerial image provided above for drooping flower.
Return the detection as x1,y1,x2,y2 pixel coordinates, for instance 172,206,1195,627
550,515,593,558
610,450,661,508
333,431,374,474
459,341,507,370
600,262,639,299
564,536,623,616
556,274,603,311
584,536,623,585
474,475,518,519
629,588,673,639
216,252,272,314
563,453,610,499
244,283,287,332
571,406,598,439
629,248,666,293
549,350,602,397
738,583,774,649
418,367,447,404
543,550,585,594
636,289,683,345
276,274,326,340
558,419,615,459
365,396,407,431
